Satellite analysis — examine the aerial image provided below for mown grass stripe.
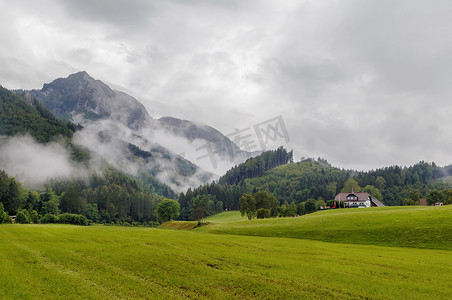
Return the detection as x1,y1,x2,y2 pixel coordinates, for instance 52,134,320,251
0,224,451,299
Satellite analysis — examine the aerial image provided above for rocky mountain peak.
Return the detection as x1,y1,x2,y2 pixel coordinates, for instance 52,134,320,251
32,72,151,129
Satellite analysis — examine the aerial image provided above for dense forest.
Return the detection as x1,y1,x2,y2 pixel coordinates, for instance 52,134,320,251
178,147,293,220
0,86,89,162
177,150,452,221
0,86,176,224
0,86,76,142
0,167,166,225
219,147,293,185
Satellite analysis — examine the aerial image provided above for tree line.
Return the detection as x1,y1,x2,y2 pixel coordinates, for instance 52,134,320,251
177,152,452,222
0,168,169,226
219,147,293,185
239,190,322,220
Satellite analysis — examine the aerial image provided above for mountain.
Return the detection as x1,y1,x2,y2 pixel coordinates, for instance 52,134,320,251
25,72,257,184
0,85,180,224
0,85,90,163
0,86,177,197
153,116,258,168
28,72,255,165
29,71,151,129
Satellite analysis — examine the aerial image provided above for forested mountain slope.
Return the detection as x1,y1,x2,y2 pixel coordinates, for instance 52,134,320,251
0,86,76,143
0,86,174,223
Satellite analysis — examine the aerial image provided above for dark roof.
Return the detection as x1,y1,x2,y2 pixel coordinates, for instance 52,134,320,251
370,198,385,207
334,192,370,202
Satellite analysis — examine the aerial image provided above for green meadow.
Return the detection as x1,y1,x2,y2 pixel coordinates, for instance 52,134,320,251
1,206,451,299
199,206,452,250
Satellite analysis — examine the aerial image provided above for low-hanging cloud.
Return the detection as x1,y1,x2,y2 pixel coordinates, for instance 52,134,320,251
0,135,75,189
72,117,217,193
2,0,452,170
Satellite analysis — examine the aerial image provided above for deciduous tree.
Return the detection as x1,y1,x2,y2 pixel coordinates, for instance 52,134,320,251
239,193,256,220
191,194,213,223
341,178,361,193
156,198,180,222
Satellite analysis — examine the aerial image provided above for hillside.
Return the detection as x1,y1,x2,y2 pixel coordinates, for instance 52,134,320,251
198,206,452,250
0,86,76,143
245,158,347,203
179,152,452,223
244,158,452,206
0,86,175,220
219,146,293,185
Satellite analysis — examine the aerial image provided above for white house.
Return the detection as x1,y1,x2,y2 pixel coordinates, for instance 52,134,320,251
334,190,384,208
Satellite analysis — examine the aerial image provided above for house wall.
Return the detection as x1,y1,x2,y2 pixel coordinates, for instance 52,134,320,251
345,200,371,208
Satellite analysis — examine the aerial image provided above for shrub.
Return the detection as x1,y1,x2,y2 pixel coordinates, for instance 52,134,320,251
403,198,415,206
270,206,280,218
58,213,89,226
1,212,8,223
0,203,9,223
30,210,39,223
256,208,270,219
297,202,306,215
15,209,31,224
41,214,60,224
315,199,326,210
305,199,317,214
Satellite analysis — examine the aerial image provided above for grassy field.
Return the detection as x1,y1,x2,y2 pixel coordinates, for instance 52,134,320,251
158,211,246,230
198,206,452,250
1,206,451,299
158,220,198,230
1,224,451,299
204,210,246,223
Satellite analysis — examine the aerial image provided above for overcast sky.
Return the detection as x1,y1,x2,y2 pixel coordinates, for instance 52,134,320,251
1,0,452,170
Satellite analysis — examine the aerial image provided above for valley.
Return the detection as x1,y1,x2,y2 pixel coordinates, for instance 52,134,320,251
1,72,452,300
1,206,451,299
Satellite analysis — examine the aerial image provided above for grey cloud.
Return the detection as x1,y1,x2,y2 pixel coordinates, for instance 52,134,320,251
1,0,452,172
331,0,452,95
0,135,76,189
58,0,154,27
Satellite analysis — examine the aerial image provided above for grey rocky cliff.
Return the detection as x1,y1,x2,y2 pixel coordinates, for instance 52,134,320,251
30,71,151,130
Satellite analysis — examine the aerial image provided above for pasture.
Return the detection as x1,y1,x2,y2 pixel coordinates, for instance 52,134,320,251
0,206,451,299
199,206,452,250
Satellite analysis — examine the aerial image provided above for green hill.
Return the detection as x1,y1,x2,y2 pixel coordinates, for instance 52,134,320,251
0,86,76,143
204,210,246,223
179,151,452,220
245,159,347,203
198,206,452,250
219,147,293,185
